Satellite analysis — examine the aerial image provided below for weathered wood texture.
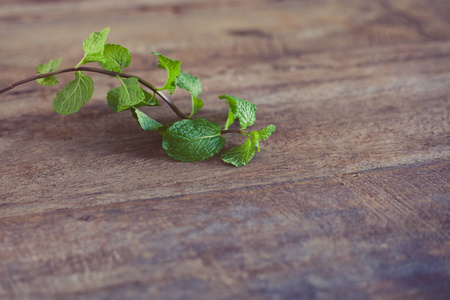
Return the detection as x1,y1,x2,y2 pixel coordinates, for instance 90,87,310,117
0,0,449,299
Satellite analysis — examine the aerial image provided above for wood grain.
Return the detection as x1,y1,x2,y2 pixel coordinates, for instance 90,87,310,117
0,0,449,299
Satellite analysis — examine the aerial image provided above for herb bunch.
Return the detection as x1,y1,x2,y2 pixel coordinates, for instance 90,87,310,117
0,28,275,167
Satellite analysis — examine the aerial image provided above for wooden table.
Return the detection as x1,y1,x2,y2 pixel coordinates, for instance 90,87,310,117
1,0,449,299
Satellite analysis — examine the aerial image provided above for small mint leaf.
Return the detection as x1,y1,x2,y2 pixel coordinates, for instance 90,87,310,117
219,94,257,130
250,124,276,152
135,90,161,108
118,77,145,110
100,43,131,72
189,96,204,118
162,118,225,162
77,27,110,67
222,124,275,166
52,71,94,115
106,77,145,112
175,70,204,117
152,52,181,94
133,108,163,131
256,124,276,140
221,138,256,167
36,58,62,86
176,70,202,97
225,110,235,130
106,86,121,112
107,87,160,112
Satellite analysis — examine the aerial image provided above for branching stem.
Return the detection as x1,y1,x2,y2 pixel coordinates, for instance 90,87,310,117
221,129,247,135
0,67,188,119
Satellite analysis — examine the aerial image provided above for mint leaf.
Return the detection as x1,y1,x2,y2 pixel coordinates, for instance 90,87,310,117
219,94,257,130
189,96,204,117
254,124,276,140
135,90,161,108
222,124,275,166
36,58,62,86
100,43,131,72
133,108,163,131
176,70,202,97
107,85,159,113
107,77,145,112
52,71,94,115
221,138,255,167
152,52,181,94
175,70,204,117
117,77,145,108
107,83,162,130
250,124,276,151
76,27,110,67
162,118,225,162
106,86,121,112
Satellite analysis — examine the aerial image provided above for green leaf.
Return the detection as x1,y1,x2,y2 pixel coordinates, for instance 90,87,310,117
36,58,62,86
250,124,276,152
52,71,94,115
107,85,159,113
152,52,181,94
189,96,204,117
225,110,235,130
254,124,276,140
175,70,204,117
162,118,225,162
176,70,202,97
221,138,256,167
117,77,145,108
76,27,110,67
135,90,161,108
133,108,163,131
107,77,145,112
222,124,275,166
219,94,257,130
106,86,121,112
100,43,131,72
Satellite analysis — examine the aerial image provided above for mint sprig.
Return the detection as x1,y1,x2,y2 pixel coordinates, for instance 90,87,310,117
222,124,276,167
0,28,275,167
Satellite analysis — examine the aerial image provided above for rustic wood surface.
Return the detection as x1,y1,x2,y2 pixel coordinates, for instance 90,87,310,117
0,0,449,299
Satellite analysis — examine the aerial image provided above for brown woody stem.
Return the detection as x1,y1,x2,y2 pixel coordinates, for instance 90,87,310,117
0,67,188,119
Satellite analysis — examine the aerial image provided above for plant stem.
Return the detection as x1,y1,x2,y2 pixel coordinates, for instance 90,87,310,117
0,67,188,119
221,129,247,135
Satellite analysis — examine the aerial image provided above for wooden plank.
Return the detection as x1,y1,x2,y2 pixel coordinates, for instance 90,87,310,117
1,40,448,218
0,0,449,299
0,161,448,299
